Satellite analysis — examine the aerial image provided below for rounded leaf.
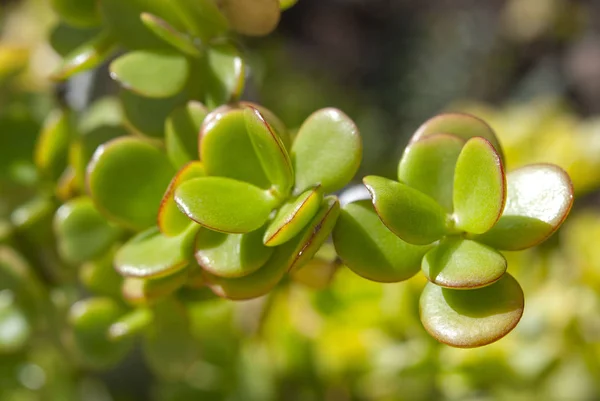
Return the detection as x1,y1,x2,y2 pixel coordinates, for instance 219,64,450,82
292,108,361,194
453,137,506,234
79,248,123,298
51,30,116,81
110,51,189,98
120,90,186,138
398,133,464,211
69,298,132,368
50,0,100,27
263,186,322,247
49,23,100,57
169,0,228,40
205,42,246,108
158,161,205,237
244,106,293,197
54,197,121,264
108,308,152,342
420,273,524,348
194,226,273,278
364,175,449,245
115,225,197,279
333,200,431,283
87,137,176,230
165,101,207,168
175,177,275,233
421,237,507,289
411,113,504,162
220,0,280,36
35,108,73,181
140,13,201,57
200,106,270,188
473,164,574,250
122,267,189,306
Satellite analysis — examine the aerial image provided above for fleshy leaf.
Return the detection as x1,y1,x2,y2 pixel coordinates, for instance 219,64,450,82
35,108,73,181
453,137,506,234
421,237,507,289
219,0,280,36
115,225,198,279
0,290,30,353
110,51,189,98
244,105,293,197
49,23,100,57
364,175,449,245
333,200,431,283
165,102,207,168
398,133,464,211
87,137,176,230
108,308,152,341
473,164,574,250
51,30,116,81
69,298,132,368
79,248,123,298
292,108,361,193
122,267,189,306
194,225,273,278
50,0,101,27
240,101,291,150
158,162,205,237
120,90,186,138
263,186,322,247
175,177,275,233
170,0,229,40
54,197,121,264
290,244,338,290
411,113,504,162
205,42,246,109
140,13,201,57
200,106,270,188
420,273,524,348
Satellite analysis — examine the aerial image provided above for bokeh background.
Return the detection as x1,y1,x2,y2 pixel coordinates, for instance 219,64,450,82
2,0,600,400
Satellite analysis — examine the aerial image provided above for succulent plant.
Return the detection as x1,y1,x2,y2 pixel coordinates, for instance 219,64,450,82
333,113,574,348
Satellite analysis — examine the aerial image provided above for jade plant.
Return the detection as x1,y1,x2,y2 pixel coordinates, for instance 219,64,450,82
333,113,574,348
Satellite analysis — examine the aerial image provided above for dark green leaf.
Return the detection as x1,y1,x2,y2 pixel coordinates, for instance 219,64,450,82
165,101,207,168
50,0,101,27
51,30,116,81
140,13,201,57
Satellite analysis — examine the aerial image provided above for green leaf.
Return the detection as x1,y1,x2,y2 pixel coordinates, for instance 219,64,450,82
87,137,176,230
363,175,449,245
205,42,246,109
263,186,322,247
165,101,207,168
453,137,506,234
54,197,121,264
420,273,524,348
241,101,291,150
175,177,276,233
411,113,504,162
292,108,361,193
115,225,198,279
0,290,31,353
219,0,280,36
170,0,229,40
421,237,506,289
158,161,205,237
69,298,132,368
49,23,100,57
333,200,431,283
279,0,298,11
200,106,270,188
35,108,73,181
50,0,101,27
473,164,574,250
288,195,340,272
99,0,186,50
290,245,338,290
194,225,273,278
120,89,186,138
142,299,198,380
51,30,116,81
140,13,201,57
79,248,124,298
108,308,152,342
122,267,189,306
110,51,190,98
398,133,464,211
245,105,293,197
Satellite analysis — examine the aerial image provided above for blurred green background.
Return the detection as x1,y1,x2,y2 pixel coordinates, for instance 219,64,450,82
2,0,600,400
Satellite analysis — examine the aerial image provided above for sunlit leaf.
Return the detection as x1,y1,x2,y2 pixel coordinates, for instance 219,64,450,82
35,108,73,181
165,101,207,168
140,13,201,57
122,267,189,306
205,42,246,109
473,164,574,250
453,137,506,234
219,0,280,36
398,133,464,211
51,30,116,81
175,177,276,233
421,237,506,289
333,200,430,283
364,175,449,245
108,308,152,341
420,273,524,348
87,137,176,230
170,0,229,40
292,108,361,193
